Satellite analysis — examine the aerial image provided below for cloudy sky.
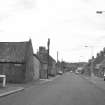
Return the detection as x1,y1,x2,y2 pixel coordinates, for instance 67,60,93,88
0,0,105,62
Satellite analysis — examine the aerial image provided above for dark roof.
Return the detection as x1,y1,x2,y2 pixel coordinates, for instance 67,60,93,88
97,59,105,68
0,41,29,63
33,54,41,62
39,54,48,64
49,56,56,63
37,53,56,64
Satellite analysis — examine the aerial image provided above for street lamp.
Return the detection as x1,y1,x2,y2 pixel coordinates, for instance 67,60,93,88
79,56,83,62
84,45,94,77
84,46,94,58
96,11,105,14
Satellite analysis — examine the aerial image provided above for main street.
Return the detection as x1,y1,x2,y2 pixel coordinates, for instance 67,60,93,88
0,72,105,105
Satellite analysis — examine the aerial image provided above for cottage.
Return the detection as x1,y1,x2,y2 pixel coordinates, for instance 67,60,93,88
0,39,35,83
95,60,105,78
48,56,56,76
56,61,62,73
33,54,41,80
37,47,48,79
37,46,56,79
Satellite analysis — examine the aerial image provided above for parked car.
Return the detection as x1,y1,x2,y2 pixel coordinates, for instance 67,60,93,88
75,67,83,74
75,70,79,74
57,71,63,75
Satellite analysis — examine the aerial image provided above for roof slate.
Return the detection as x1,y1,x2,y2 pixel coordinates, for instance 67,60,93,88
0,41,29,63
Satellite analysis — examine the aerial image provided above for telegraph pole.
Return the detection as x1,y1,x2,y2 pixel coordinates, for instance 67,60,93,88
84,45,94,77
47,38,50,79
57,51,58,62
61,58,64,73
56,51,59,73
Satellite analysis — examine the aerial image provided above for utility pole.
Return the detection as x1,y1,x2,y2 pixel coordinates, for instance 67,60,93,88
84,45,94,77
57,51,58,63
56,51,59,73
47,38,50,79
61,58,64,73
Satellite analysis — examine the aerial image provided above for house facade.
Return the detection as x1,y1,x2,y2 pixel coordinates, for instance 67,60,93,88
37,47,48,79
33,54,41,80
48,56,56,76
37,46,56,79
0,39,35,83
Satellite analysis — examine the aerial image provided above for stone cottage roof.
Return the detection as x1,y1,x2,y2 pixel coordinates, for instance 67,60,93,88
49,56,56,64
0,40,30,63
37,53,56,64
39,54,48,64
37,46,56,64
33,54,41,63
96,59,105,68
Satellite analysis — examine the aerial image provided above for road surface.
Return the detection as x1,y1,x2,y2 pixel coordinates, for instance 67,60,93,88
0,72,105,105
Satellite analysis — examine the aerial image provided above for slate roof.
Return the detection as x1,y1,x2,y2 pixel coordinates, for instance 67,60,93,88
0,41,29,63
38,54,48,64
33,54,41,63
37,46,56,64
49,56,56,64
96,59,105,68
38,54,56,64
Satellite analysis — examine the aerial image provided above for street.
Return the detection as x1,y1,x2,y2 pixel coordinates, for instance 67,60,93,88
0,72,105,105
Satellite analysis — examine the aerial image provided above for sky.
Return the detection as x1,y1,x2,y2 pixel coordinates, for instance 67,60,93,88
0,0,105,62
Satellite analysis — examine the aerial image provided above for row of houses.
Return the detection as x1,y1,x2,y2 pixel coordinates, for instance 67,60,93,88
83,47,105,77
63,62,87,73
0,39,58,83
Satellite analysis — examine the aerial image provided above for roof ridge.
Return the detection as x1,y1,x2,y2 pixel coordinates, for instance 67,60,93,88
0,41,29,43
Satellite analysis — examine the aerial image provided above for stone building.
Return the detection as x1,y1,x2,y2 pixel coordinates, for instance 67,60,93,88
0,39,35,83
48,56,56,76
33,54,41,80
37,46,56,79
37,47,48,79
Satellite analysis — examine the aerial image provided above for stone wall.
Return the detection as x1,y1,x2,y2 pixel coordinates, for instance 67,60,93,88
33,56,40,80
0,63,25,83
40,63,48,79
25,40,34,82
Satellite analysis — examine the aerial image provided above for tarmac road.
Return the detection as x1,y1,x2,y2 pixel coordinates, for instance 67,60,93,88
0,72,105,105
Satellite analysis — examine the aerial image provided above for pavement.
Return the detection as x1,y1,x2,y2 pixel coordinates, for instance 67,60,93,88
0,86,24,97
0,75,61,97
80,74,105,91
